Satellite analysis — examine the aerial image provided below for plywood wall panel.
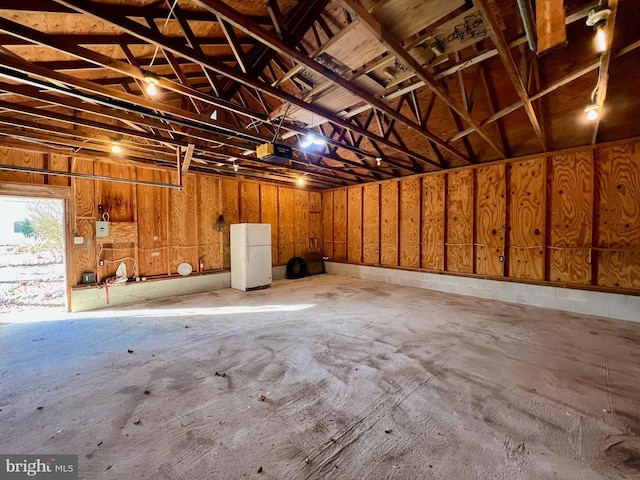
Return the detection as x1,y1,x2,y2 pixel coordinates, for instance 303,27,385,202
221,178,239,269
0,148,45,184
508,159,546,280
169,173,197,273
95,162,136,222
70,158,96,284
260,184,279,265
549,152,593,284
475,164,506,276
94,162,138,281
278,187,295,263
380,181,399,266
400,177,421,268
136,168,169,277
309,213,322,249
49,155,70,187
347,186,363,263
595,142,640,288
322,191,334,259
309,191,322,213
294,189,310,257
240,182,260,223
447,170,473,273
197,175,222,271
421,174,445,270
333,189,347,262
363,183,380,264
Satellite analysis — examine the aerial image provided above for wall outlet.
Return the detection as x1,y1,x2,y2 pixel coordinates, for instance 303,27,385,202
74,236,84,245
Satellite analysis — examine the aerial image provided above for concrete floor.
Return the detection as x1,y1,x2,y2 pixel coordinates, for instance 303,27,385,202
1,274,639,479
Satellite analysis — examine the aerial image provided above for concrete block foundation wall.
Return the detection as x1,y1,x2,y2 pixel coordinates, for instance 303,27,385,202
325,262,640,323
71,266,287,312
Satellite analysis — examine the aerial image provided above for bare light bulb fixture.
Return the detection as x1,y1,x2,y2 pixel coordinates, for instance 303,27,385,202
586,4,611,53
233,163,239,172
111,143,122,154
297,177,305,186
143,71,160,96
299,132,326,148
375,156,382,166
585,104,600,121
595,24,607,52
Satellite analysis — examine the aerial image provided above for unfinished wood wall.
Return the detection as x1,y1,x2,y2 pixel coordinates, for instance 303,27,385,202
0,149,319,287
324,139,640,293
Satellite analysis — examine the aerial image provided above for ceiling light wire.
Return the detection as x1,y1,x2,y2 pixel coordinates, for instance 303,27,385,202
148,0,180,69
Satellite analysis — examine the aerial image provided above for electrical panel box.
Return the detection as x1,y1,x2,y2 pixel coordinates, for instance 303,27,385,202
96,221,109,238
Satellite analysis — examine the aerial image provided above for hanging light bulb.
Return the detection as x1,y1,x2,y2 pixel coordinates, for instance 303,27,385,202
586,5,611,53
375,156,382,166
299,132,326,148
111,142,122,154
299,135,313,148
595,24,607,52
297,177,305,186
585,104,600,121
143,71,160,96
312,134,326,146
233,163,239,172
146,82,158,96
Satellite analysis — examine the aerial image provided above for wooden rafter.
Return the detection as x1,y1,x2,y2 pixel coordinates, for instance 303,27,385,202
0,17,261,121
0,106,357,188
591,0,619,145
218,0,329,98
449,38,640,143
475,0,547,151
266,0,286,40
194,0,468,168
0,78,351,181
217,18,249,73
52,0,429,172
337,0,505,161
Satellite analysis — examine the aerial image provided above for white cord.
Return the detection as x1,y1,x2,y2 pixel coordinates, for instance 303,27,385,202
149,0,180,68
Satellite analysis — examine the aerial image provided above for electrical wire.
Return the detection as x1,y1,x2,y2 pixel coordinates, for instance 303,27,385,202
148,0,180,68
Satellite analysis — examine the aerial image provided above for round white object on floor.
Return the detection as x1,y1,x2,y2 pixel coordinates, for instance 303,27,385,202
177,262,193,276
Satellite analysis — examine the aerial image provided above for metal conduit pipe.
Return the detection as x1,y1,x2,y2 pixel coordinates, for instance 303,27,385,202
517,0,537,52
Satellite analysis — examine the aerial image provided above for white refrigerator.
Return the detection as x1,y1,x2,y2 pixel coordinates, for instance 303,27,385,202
230,223,272,291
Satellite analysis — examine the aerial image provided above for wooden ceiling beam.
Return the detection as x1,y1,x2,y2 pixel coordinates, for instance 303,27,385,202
338,0,505,162
449,38,640,144
219,0,328,98
217,18,249,73
0,33,251,47
52,0,428,172
475,0,547,151
0,53,271,146
0,90,249,152
0,1,274,25
591,0,618,145
266,0,286,40
0,106,357,187
143,17,205,114
0,17,263,123
477,59,508,157
194,0,465,168
0,80,383,180
166,1,223,98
